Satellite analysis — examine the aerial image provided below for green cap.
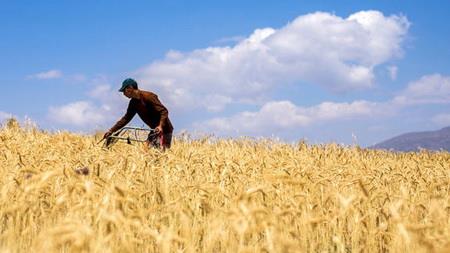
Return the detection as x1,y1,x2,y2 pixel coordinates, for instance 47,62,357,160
119,78,138,92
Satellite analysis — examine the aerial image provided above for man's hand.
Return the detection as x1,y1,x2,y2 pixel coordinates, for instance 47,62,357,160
155,125,163,134
103,130,113,139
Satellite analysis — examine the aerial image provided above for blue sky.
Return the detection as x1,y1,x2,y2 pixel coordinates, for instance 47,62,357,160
1,1,450,146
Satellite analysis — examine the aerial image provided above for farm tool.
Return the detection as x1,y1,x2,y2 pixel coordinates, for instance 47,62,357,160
98,126,160,148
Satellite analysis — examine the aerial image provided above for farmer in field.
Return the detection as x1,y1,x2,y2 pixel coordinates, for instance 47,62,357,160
104,78,174,149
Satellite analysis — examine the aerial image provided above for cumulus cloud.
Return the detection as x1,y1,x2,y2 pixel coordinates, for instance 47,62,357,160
194,73,450,137
392,74,450,105
195,100,383,136
48,101,110,127
47,76,128,129
87,78,128,116
89,83,122,105
202,95,233,112
135,10,409,112
89,84,112,99
45,10,413,136
27,69,63,80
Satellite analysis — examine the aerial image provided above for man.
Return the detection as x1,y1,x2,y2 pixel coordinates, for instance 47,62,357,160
104,78,174,149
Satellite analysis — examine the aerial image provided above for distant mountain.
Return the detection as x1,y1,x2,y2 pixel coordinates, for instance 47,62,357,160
370,126,450,152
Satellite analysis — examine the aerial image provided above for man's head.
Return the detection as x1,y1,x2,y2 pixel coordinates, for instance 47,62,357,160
119,78,140,99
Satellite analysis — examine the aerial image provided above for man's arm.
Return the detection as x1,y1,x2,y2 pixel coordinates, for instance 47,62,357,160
108,100,137,134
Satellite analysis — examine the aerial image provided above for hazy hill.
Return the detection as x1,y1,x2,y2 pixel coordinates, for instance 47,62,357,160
370,126,450,152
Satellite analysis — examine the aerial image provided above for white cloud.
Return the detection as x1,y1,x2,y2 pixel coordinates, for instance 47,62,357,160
89,84,111,99
87,79,127,115
135,10,409,112
311,100,382,120
387,65,398,80
392,74,450,105
89,83,121,104
194,73,450,137
432,113,450,126
47,75,129,129
202,95,233,112
195,100,383,136
27,69,63,80
43,10,414,136
48,101,109,127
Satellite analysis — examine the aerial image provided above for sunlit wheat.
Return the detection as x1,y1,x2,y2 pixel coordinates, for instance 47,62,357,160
0,120,449,252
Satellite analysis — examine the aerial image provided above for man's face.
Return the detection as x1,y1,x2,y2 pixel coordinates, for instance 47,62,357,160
123,86,135,98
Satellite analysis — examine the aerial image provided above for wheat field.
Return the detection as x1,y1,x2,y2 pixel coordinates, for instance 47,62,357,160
0,121,449,253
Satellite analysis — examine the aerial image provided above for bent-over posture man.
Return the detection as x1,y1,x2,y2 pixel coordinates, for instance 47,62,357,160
104,78,174,149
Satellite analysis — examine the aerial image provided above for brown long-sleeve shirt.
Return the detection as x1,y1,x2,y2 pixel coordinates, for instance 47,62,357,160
109,90,174,134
